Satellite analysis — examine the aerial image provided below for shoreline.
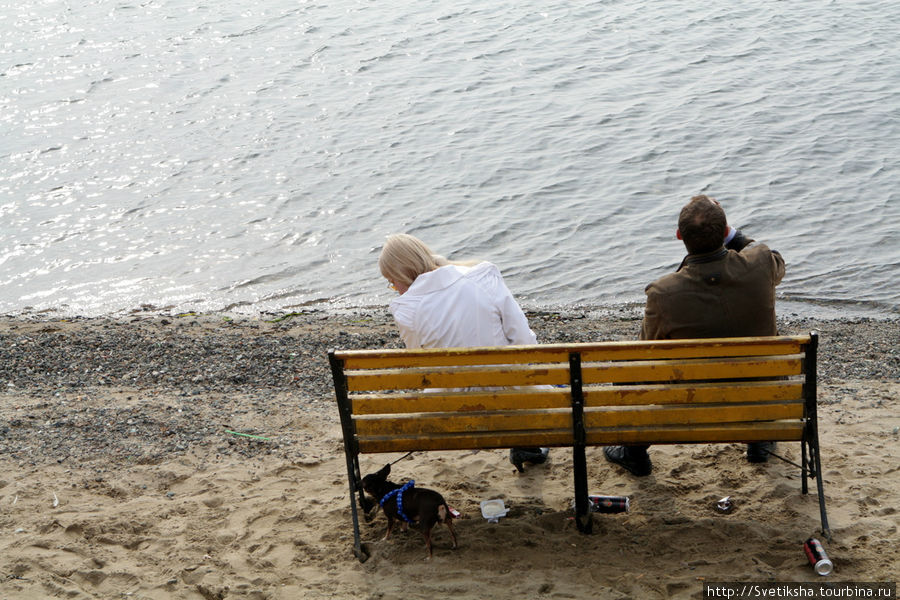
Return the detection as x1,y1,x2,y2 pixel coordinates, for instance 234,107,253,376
4,291,898,325
1,310,898,599
1,309,897,469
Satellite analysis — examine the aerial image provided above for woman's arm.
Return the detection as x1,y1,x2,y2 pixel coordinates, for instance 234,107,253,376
495,279,537,345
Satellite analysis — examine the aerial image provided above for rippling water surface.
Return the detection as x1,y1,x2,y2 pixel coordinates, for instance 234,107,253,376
2,0,898,318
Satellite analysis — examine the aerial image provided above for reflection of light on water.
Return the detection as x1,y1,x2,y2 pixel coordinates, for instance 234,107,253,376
20,287,61,300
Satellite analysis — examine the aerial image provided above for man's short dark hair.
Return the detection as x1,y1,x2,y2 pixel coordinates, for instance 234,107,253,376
678,195,727,254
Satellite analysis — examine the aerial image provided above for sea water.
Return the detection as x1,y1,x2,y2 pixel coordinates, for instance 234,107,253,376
2,0,898,318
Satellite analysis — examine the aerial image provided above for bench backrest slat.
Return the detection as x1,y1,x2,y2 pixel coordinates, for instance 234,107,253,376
345,355,803,392
352,387,571,415
584,381,803,406
357,429,574,453
351,381,802,415
345,363,569,392
356,409,571,437
581,354,803,384
584,420,805,446
584,401,803,428
333,336,805,369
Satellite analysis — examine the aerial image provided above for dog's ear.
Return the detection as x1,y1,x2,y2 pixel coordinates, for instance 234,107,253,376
376,463,391,479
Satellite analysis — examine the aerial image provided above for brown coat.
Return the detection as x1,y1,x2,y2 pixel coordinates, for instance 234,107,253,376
640,242,785,341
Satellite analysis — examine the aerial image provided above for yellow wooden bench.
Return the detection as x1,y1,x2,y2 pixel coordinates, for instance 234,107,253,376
328,333,828,561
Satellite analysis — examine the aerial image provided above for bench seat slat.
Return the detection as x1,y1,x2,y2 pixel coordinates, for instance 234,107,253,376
584,381,803,406
585,420,805,445
354,409,572,436
352,388,571,415
584,401,803,428
335,336,808,369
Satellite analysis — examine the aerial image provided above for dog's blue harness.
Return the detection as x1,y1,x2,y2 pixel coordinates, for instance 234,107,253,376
379,480,415,523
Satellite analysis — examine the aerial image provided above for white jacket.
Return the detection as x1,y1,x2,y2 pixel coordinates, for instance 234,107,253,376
389,262,537,349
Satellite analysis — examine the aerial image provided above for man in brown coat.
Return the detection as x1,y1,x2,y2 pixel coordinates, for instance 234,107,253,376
604,194,786,476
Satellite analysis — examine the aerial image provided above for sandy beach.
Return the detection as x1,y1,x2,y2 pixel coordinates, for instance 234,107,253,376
1,309,897,599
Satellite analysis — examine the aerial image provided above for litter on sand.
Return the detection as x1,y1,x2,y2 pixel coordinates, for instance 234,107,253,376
480,499,509,523
225,430,271,441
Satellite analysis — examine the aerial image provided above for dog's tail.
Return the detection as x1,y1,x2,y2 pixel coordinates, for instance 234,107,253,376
438,504,453,523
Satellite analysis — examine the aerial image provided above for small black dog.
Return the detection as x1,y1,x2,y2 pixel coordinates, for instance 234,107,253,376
361,463,458,559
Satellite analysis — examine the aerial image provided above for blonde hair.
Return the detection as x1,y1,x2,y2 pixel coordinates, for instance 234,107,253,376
379,234,447,287
379,234,477,287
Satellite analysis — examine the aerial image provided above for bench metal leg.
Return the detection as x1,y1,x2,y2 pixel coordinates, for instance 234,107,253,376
801,433,809,495
803,332,830,540
809,438,831,541
569,352,592,533
344,453,370,562
800,432,830,539
330,352,371,562
573,445,592,533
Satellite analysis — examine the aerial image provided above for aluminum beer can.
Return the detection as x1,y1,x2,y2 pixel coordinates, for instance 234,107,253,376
588,495,629,513
804,537,833,576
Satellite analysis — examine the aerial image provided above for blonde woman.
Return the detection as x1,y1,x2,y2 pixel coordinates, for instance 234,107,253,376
378,233,548,471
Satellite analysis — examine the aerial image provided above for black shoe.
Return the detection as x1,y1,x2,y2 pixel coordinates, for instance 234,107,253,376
604,446,652,477
510,447,550,473
747,441,775,463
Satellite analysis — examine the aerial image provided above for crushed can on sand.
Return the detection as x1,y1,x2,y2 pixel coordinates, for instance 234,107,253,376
716,496,734,513
804,537,833,576
588,495,629,513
